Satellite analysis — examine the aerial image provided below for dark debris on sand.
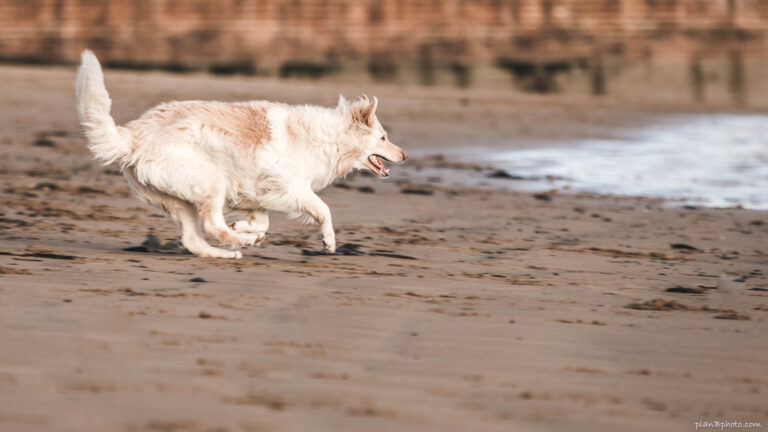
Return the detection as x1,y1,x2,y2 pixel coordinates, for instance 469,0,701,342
0,251,77,260
400,188,433,196
665,286,711,294
487,170,525,180
124,234,190,255
0,217,30,227
713,312,750,320
625,298,750,320
33,137,56,147
302,243,416,260
670,243,700,252
625,298,698,311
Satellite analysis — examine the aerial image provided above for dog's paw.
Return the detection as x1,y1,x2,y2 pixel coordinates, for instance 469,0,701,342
254,233,266,247
241,233,265,247
220,232,257,248
322,240,336,254
231,220,258,233
201,248,242,259
232,220,269,235
222,249,243,259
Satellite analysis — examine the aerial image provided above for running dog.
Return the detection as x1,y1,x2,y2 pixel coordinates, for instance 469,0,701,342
76,50,407,258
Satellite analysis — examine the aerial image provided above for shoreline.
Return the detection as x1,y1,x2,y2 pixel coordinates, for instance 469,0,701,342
399,154,768,211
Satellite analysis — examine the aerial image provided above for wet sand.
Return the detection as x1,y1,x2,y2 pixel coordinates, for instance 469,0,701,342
0,65,767,432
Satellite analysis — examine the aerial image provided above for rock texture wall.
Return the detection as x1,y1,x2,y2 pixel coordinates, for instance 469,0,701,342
1,0,766,89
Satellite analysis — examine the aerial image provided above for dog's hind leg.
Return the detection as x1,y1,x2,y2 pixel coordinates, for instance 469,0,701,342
168,200,242,259
231,209,269,246
123,168,241,259
199,190,257,248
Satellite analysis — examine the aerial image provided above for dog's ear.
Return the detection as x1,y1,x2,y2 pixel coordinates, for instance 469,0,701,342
352,95,378,126
369,96,378,119
337,94,348,108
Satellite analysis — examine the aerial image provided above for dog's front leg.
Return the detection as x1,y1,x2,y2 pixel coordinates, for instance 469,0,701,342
231,209,269,246
299,192,336,254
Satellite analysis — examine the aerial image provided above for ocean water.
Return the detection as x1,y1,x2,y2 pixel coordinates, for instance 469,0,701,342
480,114,768,209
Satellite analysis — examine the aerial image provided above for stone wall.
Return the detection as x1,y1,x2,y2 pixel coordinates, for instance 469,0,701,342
1,0,767,97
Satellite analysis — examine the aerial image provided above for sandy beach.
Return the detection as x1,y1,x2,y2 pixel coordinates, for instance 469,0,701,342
0,65,766,432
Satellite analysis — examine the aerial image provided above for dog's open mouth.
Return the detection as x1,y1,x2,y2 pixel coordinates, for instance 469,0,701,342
367,154,391,177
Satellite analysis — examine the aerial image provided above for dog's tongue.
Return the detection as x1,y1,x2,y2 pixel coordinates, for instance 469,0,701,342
369,155,389,176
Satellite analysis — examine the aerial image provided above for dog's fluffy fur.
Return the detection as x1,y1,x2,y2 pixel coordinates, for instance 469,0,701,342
76,50,407,258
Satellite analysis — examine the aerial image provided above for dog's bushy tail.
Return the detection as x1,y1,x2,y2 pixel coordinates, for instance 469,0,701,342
75,50,131,165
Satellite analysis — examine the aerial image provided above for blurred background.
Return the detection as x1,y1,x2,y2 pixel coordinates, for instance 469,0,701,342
2,0,768,107
1,5,768,431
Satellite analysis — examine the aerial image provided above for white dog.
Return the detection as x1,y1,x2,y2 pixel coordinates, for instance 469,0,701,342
75,50,407,258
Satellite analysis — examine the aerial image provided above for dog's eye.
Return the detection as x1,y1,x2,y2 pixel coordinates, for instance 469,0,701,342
380,136,386,141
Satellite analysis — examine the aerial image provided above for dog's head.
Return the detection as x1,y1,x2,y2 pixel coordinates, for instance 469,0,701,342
339,94,407,177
